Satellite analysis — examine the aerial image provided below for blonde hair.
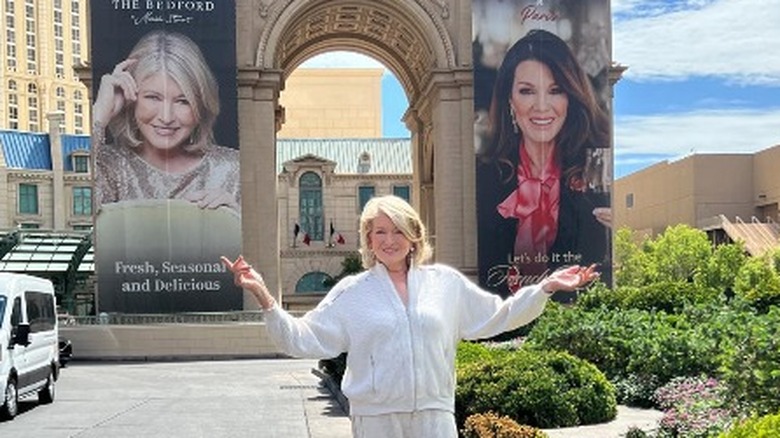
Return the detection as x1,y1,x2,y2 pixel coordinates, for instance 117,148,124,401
359,195,433,269
108,30,220,153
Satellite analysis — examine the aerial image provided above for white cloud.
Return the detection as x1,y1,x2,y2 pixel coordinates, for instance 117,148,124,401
299,51,385,69
614,0,780,85
615,108,780,157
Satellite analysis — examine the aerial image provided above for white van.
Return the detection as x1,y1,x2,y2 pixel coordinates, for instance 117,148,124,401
0,273,59,420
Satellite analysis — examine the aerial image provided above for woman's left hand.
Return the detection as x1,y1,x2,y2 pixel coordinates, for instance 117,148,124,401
184,190,239,212
541,264,599,293
592,207,612,229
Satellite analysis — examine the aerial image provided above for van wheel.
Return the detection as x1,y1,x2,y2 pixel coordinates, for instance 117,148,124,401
1,378,18,420
38,369,55,404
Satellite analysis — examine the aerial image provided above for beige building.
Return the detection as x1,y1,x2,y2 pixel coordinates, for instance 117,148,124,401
0,0,90,134
614,144,780,255
279,68,384,139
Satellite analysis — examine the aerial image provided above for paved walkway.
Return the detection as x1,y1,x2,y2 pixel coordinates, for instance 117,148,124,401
0,358,663,437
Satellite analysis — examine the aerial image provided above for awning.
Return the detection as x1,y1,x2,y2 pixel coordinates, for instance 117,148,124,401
0,230,93,273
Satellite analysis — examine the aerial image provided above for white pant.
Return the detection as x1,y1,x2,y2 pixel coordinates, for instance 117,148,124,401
351,410,457,438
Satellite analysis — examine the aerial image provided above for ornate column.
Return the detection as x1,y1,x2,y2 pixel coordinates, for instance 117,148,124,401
426,68,475,271
237,67,284,309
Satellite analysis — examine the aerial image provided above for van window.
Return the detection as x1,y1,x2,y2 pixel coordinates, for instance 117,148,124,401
25,291,56,332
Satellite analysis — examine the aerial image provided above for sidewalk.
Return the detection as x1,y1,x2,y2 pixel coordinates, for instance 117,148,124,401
0,358,663,437
0,359,353,438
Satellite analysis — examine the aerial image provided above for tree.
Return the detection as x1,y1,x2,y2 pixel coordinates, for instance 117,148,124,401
614,227,652,287
647,224,712,283
694,242,747,293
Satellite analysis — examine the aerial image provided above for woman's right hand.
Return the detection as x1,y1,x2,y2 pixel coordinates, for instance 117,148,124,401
92,59,139,127
220,255,276,310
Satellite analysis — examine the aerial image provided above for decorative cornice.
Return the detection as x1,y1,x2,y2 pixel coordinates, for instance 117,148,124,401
281,248,357,258
8,172,53,182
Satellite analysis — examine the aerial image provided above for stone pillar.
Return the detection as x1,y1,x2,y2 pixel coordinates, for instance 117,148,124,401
48,112,66,230
427,69,475,271
237,67,283,309
403,108,423,210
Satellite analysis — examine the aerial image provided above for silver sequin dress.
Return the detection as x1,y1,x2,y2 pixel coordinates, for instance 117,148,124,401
95,142,241,213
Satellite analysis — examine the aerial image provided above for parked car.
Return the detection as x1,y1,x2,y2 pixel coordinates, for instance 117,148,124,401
0,274,60,420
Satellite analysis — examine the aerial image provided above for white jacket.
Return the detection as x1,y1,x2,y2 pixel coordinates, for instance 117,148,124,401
264,263,550,416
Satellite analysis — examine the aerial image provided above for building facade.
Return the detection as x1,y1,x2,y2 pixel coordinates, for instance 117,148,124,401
614,145,780,254
0,0,90,134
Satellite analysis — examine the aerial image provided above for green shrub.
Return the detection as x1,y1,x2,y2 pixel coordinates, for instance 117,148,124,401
733,256,780,312
526,305,725,407
717,411,780,438
455,349,616,429
579,281,719,314
457,341,509,367
462,412,548,438
693,243,747,292
523,306,635,379
718,306,780,415
624,312,719,385
624,427,649,438
612,374,660,408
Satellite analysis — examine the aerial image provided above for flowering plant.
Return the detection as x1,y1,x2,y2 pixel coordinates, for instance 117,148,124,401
653,376,738,438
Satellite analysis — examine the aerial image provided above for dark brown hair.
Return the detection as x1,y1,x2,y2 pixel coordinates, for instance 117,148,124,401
481,29,610,183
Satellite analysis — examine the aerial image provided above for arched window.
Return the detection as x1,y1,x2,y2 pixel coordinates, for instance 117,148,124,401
295,271,333,294
299,171,323,241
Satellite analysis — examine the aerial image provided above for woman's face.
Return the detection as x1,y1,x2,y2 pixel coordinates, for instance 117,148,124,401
134,72,197,152
509,59,569,148
369,213,413,272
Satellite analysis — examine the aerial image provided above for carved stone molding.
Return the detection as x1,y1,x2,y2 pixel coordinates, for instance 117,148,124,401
255,0,456,98
428,0,450,19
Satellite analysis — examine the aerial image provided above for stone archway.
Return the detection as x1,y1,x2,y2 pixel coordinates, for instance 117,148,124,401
236,0,476,306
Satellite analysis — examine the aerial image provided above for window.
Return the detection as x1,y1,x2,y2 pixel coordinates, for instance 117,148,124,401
25,0,36,74
358,185,375,212
626,193,634,209
71,1,81,66
72,155,89,173
72,186,92,215
295,272,333,294
18,183,38,214
56,86,66,114
8,80,19,129
5,0,16,70
357,151,371,173
299,172,323,241
27,83,38,131
74,90,84,133
25,291,56,333
54,0,64,77
19,223,39,229
393,185,411,202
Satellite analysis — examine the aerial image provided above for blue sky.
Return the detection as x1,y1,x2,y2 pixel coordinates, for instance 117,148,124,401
299,0,780,179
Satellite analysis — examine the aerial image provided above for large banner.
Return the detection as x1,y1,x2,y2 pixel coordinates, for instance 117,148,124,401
474,0,613,301
90,0,241,313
